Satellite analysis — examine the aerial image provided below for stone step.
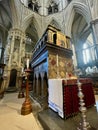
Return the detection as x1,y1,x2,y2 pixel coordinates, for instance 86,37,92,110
38,107,98,130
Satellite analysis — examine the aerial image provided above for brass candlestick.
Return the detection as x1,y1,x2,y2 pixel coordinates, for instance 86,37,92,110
77,80,96,130
21,68,32,115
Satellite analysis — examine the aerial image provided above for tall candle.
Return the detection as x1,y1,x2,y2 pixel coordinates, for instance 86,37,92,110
27,58,29,68
57,54,58,67
21,67,24,73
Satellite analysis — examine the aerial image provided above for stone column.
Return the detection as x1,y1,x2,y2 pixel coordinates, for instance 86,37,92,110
32,4,34,11
8,29,26,68
19,37,25,67
91,19,98,59
19,38,23,67
58,0,63,11
5,29,26,90
72,44,77,68
75,40,84,67
43,7,48,16
39,6,48,16
39,6,43,15
8,35,15,67
41,72,45,97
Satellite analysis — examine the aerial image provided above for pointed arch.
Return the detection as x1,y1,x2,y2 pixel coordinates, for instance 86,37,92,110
65,2,91,37
10,0,19,27
22,14,41,38
48,18,62,31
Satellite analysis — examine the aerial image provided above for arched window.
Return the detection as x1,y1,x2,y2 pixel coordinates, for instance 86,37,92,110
83,43,90,64
83,33,97,64
48,1,58,14
28,0,39,13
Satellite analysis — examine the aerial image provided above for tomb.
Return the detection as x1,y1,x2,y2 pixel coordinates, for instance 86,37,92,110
30,25,95,118
30,25,74,108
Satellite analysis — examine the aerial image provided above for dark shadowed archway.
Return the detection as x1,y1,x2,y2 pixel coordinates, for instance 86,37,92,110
7,69,17,92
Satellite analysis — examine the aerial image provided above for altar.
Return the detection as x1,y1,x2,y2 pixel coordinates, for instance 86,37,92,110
48,78,95,118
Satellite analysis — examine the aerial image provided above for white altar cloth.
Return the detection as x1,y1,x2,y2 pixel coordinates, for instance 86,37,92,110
48,79,65,118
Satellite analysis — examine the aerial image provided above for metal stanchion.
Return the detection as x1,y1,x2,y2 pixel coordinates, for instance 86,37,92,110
77,80,96,130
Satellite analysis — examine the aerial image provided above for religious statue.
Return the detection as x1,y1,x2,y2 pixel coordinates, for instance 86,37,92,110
5,44,10,57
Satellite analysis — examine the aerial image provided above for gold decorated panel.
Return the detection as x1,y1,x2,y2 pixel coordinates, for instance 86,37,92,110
48,54,74,79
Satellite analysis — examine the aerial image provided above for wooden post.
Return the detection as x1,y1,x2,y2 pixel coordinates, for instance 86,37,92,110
21,68,32,115
18,75,25,98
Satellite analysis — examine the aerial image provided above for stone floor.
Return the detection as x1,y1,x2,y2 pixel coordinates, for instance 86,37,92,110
0,92,98,130
38,95,98,130
0,92,43,130
38,106,98,130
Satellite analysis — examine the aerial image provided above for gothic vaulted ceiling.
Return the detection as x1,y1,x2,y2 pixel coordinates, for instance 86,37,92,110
0,0,12,30
72,12,90,46
0,0,12,46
